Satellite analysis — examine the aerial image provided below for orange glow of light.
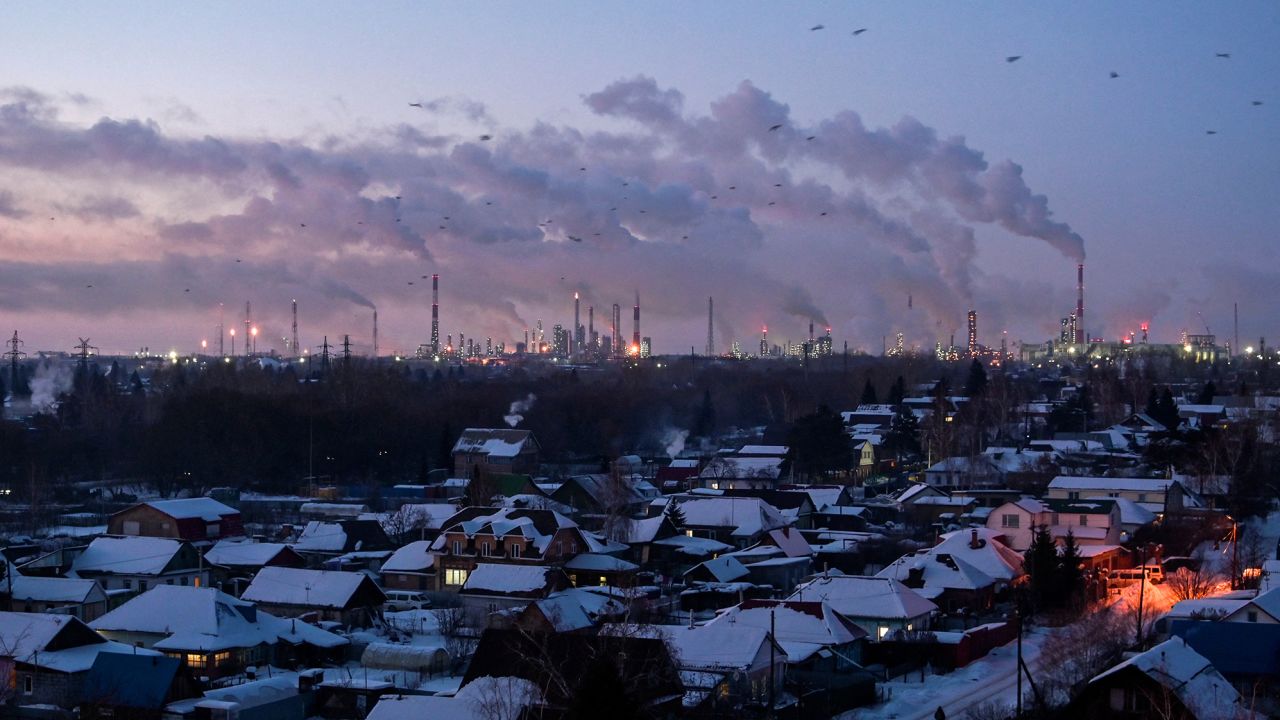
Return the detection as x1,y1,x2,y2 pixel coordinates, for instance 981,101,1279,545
629,344,640,356
229,329,236,336
250,327,259,337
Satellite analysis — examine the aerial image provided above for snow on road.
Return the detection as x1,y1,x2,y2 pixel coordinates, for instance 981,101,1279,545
841,628,1050,720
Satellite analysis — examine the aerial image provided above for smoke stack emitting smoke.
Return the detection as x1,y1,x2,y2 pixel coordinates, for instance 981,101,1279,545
1076,263,1085,344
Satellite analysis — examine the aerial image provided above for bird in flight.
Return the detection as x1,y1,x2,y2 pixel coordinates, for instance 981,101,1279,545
409,102,423,108
1216,53,1231,59
768,201,776,206
810,24,824,31
806,136,816,141
774,183,783,187
185,289,190,293
1110,71,1119,79
768,124,783,132
299,223,306,228
86,284,93,288
1006,56,1022,63
1252,100,1264,106
852,28,867,35
235,258,242,263
479,134,492,141
820,212,828,216
569,235,583,242
1206,130,1218,135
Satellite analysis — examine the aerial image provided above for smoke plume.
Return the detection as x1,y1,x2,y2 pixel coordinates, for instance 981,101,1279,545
504,393,536,428
29,361,73,414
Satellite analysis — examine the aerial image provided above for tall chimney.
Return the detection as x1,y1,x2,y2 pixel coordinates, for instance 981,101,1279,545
431,274,440,354
706,297,714,357
572,292,580,356
372,308,378,359
611,303,621,359
1076,263,1085,344
588,305,594,350
632,291,641,352
243,301,252,357
291,299,299,357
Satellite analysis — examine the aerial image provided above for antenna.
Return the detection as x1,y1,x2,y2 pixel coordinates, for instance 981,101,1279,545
4,331,25,395
318,336,332,374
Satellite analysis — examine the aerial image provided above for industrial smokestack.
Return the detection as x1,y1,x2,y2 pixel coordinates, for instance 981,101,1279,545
372,308,378,359
632,291,641,353
588,305,594,350
707,297,714,357
967,310,978,356
612,303,621,359
1076,263,1085,344
291,299,299,357
431,274,440,355
573,292,580,356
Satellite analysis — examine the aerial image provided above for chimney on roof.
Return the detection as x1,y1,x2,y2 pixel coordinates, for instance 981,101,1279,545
970,528,980,549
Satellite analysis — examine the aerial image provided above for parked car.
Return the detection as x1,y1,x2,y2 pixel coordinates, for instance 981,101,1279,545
385,590,431,611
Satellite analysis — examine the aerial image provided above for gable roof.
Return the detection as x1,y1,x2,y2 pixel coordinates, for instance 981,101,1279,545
8,572,104,604
712,600,867,662
1048,476,1174,493
687,555,749,583
672,496,788,537
380,540,434,573
933,528,1024,581
139,498,238,522
83,652,181,709
877,551,997,599
432,507,579,555
1090,636,1243,718
242,566,384,609
788,575,937,620
204,538,298,568
72,536,188,576
452,428,535,458
461,563,562,597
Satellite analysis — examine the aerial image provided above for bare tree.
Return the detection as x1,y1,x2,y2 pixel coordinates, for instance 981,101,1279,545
380,505,426,544
1039,607,1134,707
1165,565,1218,602
434,605,479,673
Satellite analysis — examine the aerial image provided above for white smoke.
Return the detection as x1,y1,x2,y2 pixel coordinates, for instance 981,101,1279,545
29,361,73,414
504,393,537,427
661,427,689,459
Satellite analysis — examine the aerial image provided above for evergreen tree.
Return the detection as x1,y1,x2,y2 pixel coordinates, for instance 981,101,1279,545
1024,524,1059,611
1196,381,1217,405
860,379,878,405
888,375,906,405
692,389,716,437
129,370,145,396
664,498,686,529
786,405,853,478
1144,386,1160,419
1059,528,1085,608
884,404,920,459
965,359,988,397
1156,387,1180,430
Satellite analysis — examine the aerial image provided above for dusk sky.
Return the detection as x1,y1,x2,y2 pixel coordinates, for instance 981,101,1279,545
1,2,1277,356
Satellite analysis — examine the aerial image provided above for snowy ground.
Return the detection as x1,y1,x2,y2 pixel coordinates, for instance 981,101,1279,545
840,628,1051,720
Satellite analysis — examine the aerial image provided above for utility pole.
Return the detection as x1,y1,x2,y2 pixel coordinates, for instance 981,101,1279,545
318,336,332,374
3,331,25,394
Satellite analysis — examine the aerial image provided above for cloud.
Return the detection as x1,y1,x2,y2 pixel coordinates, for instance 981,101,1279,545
0,189,26,218
0,77,1089,352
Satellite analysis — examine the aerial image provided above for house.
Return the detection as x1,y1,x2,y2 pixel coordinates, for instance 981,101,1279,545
877,551,997,613
463,628,683,716
429,507,590,591
653,496,788,549
850,436,880,479
366,677,542,720
655,458,701,491
379,540,435,592
987,497,1125,551
923,455,1006,490
203,538,305,595
1069,636,1246,719
563,553,639,589
1046,476,1188,514
549,474,650,522
108,498,243,544
90,585,347,678
931,528,1024,585
616,515,679,566
383,502,466,542
452,428,541,477
70,536,208,592
459,563,571,622
6,572,109,621
514,588,627,634
684,555,750,584
292,519,393,565
903,495,978,529
1168,619,1280,712
80,652,189,720
0,611,155,710
241,566,387,628
706,599,874,713
789,575,937,640
721,489,818,528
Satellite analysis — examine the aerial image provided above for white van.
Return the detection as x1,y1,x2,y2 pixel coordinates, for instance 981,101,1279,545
1107,565,1164,587
384,590,430,611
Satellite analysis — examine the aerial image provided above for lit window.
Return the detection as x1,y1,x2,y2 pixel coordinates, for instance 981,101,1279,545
599,576,607,586
685,530,694,538
481,543,491,557
186,653,208,669
877,626,889,639
444,568,469,586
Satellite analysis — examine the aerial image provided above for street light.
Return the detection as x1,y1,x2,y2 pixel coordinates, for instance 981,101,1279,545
1135,542,1162,649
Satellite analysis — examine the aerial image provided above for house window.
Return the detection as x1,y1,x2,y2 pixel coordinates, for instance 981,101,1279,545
166,579,173,585
213,651,231,666
186,653,208,669
1248,611,1258,623
206,523,220,537
1067,492,1080,500
481,543,491,557
599,576,607,587
685,530,694,538
1079,515,1088,526
877,626,889,640
1001,514,1019,529
452,540,462,555
181,577,189,586
1050,513,1060,525
511,544,521,559
444,568,469,586
22,675,32,694
122,579,132,590
1138,494,1148,503
138,580,148,591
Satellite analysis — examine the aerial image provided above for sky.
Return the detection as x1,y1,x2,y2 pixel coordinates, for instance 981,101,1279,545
0,2,1277,356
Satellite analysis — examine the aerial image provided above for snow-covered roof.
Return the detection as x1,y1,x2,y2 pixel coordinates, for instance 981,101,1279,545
911,496,975,507
205,538,293,568
563,553,639,573
652,534,734,556
736,445,788,457
895,483,939,505
877,551,997,598
788,575,937,621
640,622,770,672
242,566,380,609
1164,596,1250,621
8,573,103,604
1090,636,1244,719
530,589,625,632
294,521,350,552
933,528,1024,582
0,611,160,673
1048,476,1172,492
91,585,346,651
763,527,811,558
1084,496,1156,526
380,540,434,573
674,497,788,537
689,555,749,583
618,515,669,544
367,677,542,720
71,536,186,576
461,563,558,596
708,600,867,662
699,456,784,479
452,428,534,458
430,507,578,556
142,498,238,521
